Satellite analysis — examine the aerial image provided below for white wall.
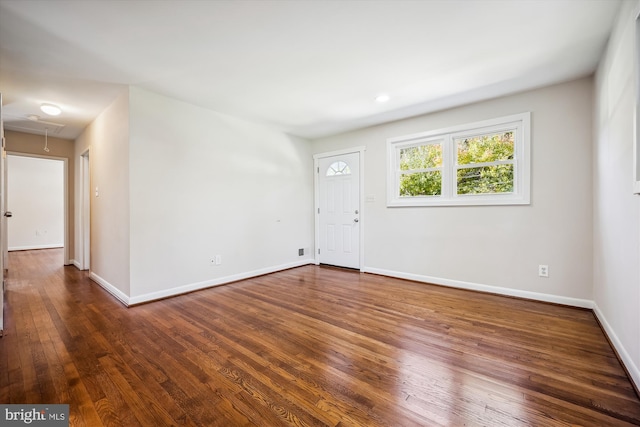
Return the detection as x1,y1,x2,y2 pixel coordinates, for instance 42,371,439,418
7,155,64,250
75,89,131,300
127,87,314,303
312,77,594,306
593,0,640,388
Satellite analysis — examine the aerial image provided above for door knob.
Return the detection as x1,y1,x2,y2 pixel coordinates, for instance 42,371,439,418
4,211,12,218
354,218,359,223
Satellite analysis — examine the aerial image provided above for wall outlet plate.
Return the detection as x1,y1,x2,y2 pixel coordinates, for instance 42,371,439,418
538,265,549,277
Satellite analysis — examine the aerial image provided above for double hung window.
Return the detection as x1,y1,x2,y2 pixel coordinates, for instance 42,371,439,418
387,113,530,206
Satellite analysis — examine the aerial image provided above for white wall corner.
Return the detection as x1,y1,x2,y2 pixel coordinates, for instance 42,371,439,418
89,272,130,306
593,303,640,392
71,259,82,270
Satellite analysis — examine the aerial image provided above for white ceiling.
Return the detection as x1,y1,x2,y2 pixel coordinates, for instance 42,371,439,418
0,0,621,141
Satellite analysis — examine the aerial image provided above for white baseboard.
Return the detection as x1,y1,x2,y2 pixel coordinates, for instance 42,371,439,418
89,272,130,306
593,303,640,391
363,266,594,309
127,259,316,306
71,259,89,270
9,244,64,251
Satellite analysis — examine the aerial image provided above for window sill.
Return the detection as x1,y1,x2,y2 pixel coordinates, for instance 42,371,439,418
387,194,530,207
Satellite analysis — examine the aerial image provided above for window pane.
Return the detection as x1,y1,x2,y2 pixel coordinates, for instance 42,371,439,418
456,131,514,165
457,165,514,194
400,144,442,170
400,171,442,196
326,161,351,176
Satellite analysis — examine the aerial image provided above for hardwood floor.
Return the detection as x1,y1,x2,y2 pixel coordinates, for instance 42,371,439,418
1,249,639,426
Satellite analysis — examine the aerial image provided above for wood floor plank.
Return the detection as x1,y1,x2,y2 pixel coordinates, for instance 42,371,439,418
1,249,640,426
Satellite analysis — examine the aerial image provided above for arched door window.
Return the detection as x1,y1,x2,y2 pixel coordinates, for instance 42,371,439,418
326,161,351,176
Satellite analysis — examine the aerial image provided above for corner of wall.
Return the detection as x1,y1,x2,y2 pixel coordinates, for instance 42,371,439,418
74,87,132,299
592,0,640,392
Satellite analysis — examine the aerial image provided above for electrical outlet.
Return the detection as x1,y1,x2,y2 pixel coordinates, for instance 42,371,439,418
538,265,549,277
298,248,304,256
215,255,222,265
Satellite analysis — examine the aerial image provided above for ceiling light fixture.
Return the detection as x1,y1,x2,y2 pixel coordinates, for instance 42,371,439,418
40,103,62,116
375,94,390,103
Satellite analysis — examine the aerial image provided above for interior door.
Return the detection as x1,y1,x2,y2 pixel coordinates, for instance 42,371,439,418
318,152,360,269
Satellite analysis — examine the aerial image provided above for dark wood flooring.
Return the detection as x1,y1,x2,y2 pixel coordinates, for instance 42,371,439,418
1,249,639,426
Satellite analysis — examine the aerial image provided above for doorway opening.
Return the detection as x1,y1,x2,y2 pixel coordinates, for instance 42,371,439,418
7,153,69,265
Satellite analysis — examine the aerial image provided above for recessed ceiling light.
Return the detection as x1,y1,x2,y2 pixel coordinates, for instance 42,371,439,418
375,94,390,103
40,103,62,116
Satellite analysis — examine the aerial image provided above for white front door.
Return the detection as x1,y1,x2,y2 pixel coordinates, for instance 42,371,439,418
318,152,360,269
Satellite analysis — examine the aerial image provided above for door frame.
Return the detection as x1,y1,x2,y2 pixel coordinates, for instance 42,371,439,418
7,152,70,265
1,92,4,337
313,146,366,271
79,149,90,270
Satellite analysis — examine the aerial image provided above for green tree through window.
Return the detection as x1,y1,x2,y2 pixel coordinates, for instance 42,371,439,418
387,112,530,206
399,143,442,196
456,131,514,195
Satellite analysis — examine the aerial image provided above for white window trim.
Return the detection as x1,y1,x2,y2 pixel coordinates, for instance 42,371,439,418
387,112,531,207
